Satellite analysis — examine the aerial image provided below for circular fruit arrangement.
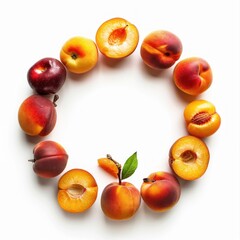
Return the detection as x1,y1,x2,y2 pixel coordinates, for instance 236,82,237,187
18,17,221,220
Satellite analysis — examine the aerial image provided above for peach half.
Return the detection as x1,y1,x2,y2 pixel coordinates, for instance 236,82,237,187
173,57,212,96
96,17,139,59
141,171,181,212
60,36,98,74
184,99,221,138
140,30,182,69
169,136,210,181
57,169,98,213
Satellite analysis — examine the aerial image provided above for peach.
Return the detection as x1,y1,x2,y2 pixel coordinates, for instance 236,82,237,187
100,153,141,220
184,99,221,138
60,36,98,74
95,17,139,59
169,136,210,180
18,94,57,136
101,182,141,220
140,30,182,70
173,57,212,95
29,140,68,178
141,171,181,212
57,169,98,213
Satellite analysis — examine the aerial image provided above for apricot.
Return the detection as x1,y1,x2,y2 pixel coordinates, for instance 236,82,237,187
140,30,182,70
169,136,210,180
60,36,98,74
184,99,221,138
58,169,98,213
173,57,212,96
101,182,141,220
141,171,181,212
29,140,68,178
95,17,139,59
18,94,57,136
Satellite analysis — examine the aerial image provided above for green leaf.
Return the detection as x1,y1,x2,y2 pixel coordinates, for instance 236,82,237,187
121,152,138,180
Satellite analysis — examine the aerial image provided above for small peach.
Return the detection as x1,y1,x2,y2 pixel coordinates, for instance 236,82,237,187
60,36,98,74
100,153,141,220
169,135,210,180
184,99,221,138
173,57,212,96
57,169,98,213
141,171,181,212
101,181,141,220
18,94,57,136
140,30,182,70
96,17,139,59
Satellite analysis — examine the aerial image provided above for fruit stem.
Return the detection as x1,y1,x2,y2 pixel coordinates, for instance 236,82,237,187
53,94,59,107
143,178,156,183
28,159,35,163
107,154,122,185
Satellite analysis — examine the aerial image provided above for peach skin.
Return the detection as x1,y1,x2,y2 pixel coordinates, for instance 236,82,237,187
140,30,182,70
101,182,141,220
141,171,181,212
173,57,212,95
184,99,221,138
96,17,139,59
57,169,98,213
60,36,98,74
169,135,210,180
18,94,57,136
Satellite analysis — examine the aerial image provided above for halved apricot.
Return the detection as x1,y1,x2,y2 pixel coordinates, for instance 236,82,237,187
169,136,210,180
57,169,98,213
95,17,139,59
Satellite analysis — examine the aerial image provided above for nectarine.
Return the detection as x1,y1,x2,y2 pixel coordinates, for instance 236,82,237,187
140,30,182,69
141,171,181,212
173,57,212,95
18,94,57,136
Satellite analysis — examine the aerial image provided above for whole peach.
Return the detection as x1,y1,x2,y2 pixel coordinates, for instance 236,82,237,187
18,94,57,136
173,57,212,96
101,181,141,220
29,141,68,178
140,30,182,70
141,171,181,212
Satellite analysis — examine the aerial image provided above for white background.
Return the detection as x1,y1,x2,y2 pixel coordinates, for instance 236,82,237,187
1,0,239,239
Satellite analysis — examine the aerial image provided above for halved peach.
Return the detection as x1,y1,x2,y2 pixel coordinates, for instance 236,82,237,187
184,99,221,138
95,17,139,59
57,169,98,213
169,136,210,180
